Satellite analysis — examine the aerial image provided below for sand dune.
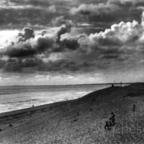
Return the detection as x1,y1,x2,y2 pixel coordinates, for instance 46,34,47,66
0,83,144,144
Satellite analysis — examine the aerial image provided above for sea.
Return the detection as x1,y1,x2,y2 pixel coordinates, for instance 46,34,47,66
0,84,115,113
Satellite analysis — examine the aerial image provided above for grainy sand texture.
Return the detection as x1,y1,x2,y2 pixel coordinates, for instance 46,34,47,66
0,83,144,144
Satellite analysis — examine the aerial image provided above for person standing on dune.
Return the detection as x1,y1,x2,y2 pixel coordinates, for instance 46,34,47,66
109,112,115,126
133,104,136,112
104,112,116,130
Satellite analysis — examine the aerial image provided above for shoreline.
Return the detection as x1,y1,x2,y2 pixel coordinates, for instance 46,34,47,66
0,84,113,116
0,99,69,119
0,83,141,119
0,83,144,143
0,82,133,87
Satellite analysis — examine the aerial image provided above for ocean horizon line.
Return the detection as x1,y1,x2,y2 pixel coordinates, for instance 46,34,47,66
0,82,140,87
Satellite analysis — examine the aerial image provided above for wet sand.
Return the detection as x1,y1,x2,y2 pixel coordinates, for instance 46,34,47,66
0,83,144,144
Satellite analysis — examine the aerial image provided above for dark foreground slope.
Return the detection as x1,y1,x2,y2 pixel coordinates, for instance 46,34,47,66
0,83,144,144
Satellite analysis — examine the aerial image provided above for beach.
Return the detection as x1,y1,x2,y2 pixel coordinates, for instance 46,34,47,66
0,84,109,113
0,83,144,144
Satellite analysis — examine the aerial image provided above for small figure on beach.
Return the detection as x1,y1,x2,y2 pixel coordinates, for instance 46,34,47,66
109,112,115,126
133,104,136,112
111,84,114,87
104,112,116,130
121,82,123,87
9,124,13,127
104,121,112,130
90,108,93,111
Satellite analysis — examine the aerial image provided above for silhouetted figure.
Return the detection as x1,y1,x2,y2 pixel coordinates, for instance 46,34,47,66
111,84,114,87
104,121,112,130
9,124,13,127
90,108,93,111
121,82,123,87
133,104,136,112
104,121,109,130
104,112,116,130
109,112,115,126
73,119,78,122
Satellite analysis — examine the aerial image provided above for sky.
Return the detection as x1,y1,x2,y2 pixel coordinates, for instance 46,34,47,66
0,0,144,85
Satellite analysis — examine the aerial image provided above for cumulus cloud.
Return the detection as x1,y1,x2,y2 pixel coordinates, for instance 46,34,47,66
4,34,55,58
60,12,144,65
47,5,56,13
1,12,144,73
56,24,73,43
74,19,143,63
51,16,73,27
59,33,88,51
2,23,73,58
17,27,35,42
89,20,141,46
60,34,79,50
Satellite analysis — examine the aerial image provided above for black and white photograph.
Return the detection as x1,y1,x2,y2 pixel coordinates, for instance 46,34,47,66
0,0,144,143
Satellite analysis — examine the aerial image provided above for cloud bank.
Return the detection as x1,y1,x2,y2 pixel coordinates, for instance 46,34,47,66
0,11,144,73
69,3,120,16
69,0,144,24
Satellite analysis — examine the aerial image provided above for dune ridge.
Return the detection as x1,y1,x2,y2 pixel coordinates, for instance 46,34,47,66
0,83,144,144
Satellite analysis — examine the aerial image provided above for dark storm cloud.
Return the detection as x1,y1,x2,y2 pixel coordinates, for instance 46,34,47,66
5,44,36,58
2,58,43,72
0,57,95,73
98,48,124,60
5,35,54,58
3,60,22,72
37,59,96,72
60,35,79,50
3,27,54,58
